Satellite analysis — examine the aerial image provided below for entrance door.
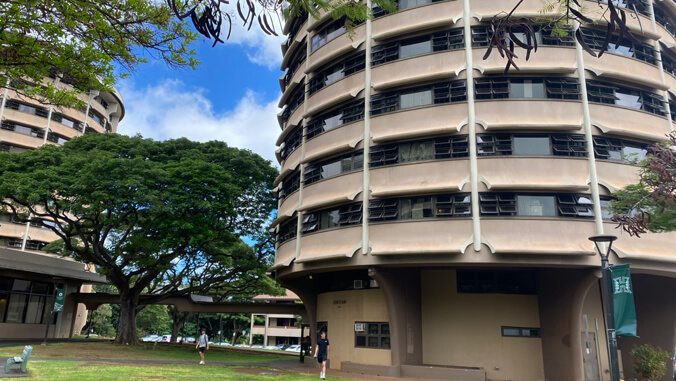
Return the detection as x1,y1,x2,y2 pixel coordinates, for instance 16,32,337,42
582,332,600,381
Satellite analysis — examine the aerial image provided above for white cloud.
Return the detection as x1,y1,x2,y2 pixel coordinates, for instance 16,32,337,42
116,79,281,165
219,10,286,69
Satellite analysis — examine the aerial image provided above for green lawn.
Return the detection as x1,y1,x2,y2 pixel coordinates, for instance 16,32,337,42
0,342,290,362
24,361,350,380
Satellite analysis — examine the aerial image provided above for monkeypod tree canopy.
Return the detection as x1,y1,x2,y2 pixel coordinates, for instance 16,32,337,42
0,133,278,344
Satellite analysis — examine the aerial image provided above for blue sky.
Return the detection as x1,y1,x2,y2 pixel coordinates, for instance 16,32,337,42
115,21,287,165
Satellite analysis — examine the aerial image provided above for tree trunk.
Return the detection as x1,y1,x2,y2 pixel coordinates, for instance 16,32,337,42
169,307,191,343
232,320,241,345
115,292,140,345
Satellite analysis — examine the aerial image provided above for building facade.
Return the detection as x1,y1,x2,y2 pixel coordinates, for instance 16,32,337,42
272,1,676,380
0,81,124,339
250,291,303,346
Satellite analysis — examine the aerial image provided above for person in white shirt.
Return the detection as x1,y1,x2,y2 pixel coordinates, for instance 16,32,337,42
196,328,209,364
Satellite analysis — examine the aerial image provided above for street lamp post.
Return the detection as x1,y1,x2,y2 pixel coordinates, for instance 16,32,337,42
589,234,620,381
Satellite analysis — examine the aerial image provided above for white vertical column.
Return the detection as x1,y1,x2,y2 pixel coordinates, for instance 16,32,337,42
646,1,674,133
81,90,99,135
249,314,255,346
264,315,270,346
362,0,373,255
572,12,604,235
462,0,481,251
0,79,10,125
295,34,312,261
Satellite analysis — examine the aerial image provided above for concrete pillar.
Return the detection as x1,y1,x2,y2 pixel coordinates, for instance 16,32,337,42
618,274,676,381
264,315,270,346
539,268,600,381
249,314,255,346
279,276,317,353
367,267,423,367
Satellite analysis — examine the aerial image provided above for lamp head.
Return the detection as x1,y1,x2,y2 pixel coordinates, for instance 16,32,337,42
589,235,618,260
588,235,618,244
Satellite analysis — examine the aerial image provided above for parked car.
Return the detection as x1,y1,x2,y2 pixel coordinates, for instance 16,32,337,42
285,345,301,352
141,335,159,342
275,344,290,351
185,337,196,343
156,335,171,342
263,346,278,351
213,341,231,347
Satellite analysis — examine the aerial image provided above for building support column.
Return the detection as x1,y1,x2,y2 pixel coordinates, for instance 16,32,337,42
264,315,270,346
367,267,422,368
539,268,600,381
278,276,317,355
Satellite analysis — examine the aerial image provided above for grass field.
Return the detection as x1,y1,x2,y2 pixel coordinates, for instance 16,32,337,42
20,361,349,380
0,342,352,380
0,342,290,362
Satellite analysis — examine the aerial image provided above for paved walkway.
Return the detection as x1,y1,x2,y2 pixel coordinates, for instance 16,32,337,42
0,357,447,380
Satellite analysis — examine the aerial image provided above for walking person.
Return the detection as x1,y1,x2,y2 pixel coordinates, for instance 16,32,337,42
313,331,330,379
196,328,209,364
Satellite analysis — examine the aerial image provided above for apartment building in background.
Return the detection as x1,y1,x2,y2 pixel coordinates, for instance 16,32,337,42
250,290,303,346
0,80,123,339
271,0,676,380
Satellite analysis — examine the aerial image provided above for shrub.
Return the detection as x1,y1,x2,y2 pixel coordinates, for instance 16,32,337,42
631,344,672,381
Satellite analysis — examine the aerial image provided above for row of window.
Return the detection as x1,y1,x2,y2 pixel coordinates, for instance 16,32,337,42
278,135,648,200
5,238,48,251
369,194,472,221
351,322,536,350
304,151,364,185
479,193,609,219
281,86,305,124
371,80,467,115
5,99,105,129
474,77,580,100
0,143,28,153
370,136,469,167
0,277,57,325
5,214,58,230
276,192,613,242
654,5,676,38
301,203,363,233
367,77,666,117
309,52,365,95
578,28,655,65
311,18,347,53
1,120,70,144
355,322,390,349
280,128,303,161
284,46,307,92
587,81,665,116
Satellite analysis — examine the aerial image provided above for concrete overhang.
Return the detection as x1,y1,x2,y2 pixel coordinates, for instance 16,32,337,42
73,292,307,318
0,247,106,284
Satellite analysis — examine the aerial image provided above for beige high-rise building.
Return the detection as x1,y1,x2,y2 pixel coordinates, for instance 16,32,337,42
0,81,123,339
272,1,676,380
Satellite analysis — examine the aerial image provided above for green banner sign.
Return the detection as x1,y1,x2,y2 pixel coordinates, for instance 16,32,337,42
610,264,637,337
53,288,65,313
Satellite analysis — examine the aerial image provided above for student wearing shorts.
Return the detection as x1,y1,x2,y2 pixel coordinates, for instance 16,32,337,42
313,331,329,379
196,328,209,364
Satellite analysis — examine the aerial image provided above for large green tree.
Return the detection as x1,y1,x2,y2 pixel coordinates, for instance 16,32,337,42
160,235,284,343
612,133,676,236
0,0,200,107
0,133,278,344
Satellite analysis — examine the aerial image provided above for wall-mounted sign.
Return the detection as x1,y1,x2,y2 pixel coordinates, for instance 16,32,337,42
355,323,365,332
